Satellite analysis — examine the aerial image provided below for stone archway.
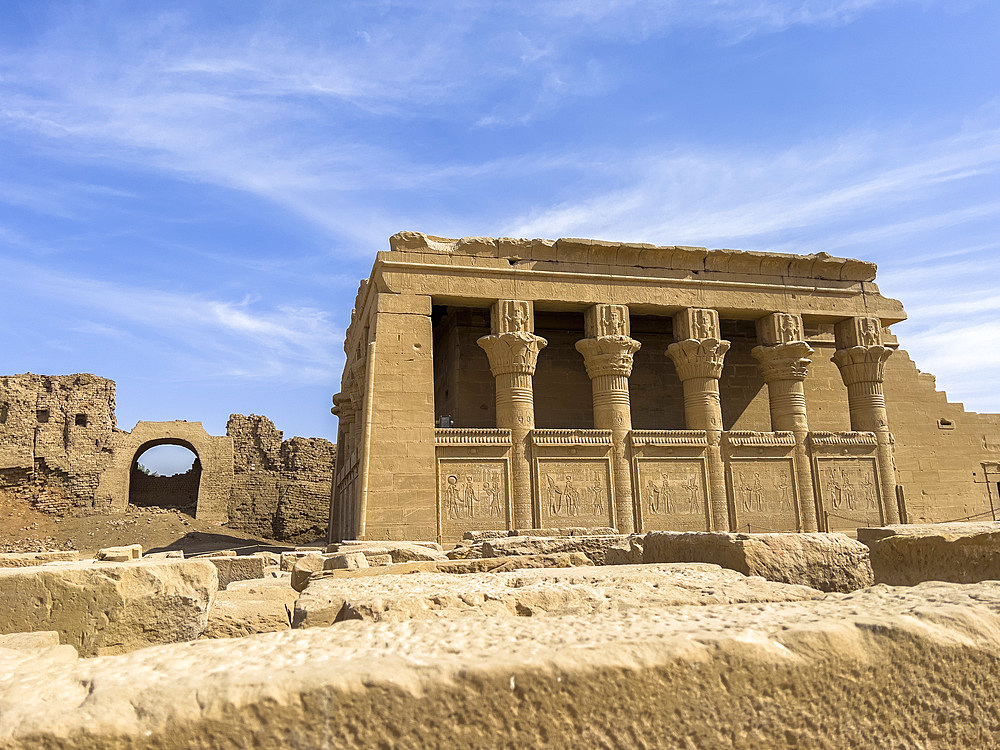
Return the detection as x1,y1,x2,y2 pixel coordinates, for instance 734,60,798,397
129,439,202,515
97,421,234,522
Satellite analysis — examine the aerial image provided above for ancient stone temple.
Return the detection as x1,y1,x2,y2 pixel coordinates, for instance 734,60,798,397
329,232,1000,543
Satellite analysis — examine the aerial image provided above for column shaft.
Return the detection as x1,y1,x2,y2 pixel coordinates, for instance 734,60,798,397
752,338,818,532
577,331,640,533
667,329,731,532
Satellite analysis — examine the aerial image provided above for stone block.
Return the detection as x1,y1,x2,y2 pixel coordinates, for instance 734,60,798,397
293,562,820,629
323,552,369,571
202,582,297,640
0,559,217,656
280,550,317,572
480,535,629,566
327,541,448,563
204,556,265,590
641,531,873,593
290,554,327,592
0,551,79,568
0,631,62,650
858,521,1000,585
95,544,142,562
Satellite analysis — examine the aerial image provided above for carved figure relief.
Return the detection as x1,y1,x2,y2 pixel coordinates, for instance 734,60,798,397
858,317,881,346
603,305,626,336
816,458,881,530
729,459,798,531
438,460,509,532
537,459,612,525
500,300,530,333
636,459,708,531
691,309,717,340
778,313,802,343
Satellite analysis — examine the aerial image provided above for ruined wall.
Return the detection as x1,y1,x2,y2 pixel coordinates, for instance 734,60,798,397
227,414,336,542
0,374,118,513
128,464,200,513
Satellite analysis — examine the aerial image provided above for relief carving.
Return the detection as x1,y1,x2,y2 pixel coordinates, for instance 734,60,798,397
635,459,709,531
537,460,612,524
496,300,531,334
439,461,509,530
729,460,797,530
815,458,882,529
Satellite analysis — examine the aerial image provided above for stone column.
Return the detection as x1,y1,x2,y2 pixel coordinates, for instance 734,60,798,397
330,391,357,542
478,300,547,529
751,313,818,532
575,304,641,533
666,308,731,531
832,316,900,524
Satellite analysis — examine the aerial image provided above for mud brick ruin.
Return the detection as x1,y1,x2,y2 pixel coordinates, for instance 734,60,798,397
330,232,1000,544
0,374,335,542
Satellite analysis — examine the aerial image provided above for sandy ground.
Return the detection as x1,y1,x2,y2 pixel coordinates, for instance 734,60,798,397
0,490,313,557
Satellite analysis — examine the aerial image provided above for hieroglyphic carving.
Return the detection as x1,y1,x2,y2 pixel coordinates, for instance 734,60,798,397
756,312,804,346
814,457,882,531
728,459,798,532
438,459,509,536
535,458,613,528
635,458,709,532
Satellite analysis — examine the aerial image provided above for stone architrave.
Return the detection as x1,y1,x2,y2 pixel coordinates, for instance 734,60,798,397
478,300,547,529
832,317,899,524
576,304,641,533
751,312,818,532
666,308,731,531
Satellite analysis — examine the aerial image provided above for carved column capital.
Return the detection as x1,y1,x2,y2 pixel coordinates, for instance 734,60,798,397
331,392,357,422
477,332,548,376
575,335,641,379
832,345,893,386
752,341,815,382
666,338,731,381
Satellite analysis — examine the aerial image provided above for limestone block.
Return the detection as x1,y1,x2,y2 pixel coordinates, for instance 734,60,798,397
641,531,873,593
0,632,61,650
95,544,142,562
0,559,217,656
290,554,327,592
293,563,819,628
195,549,236,557
205,556,265,590
480,535,629,566
604,536,644,566
365,553,393,566
7,581,1000,748
250,551,281,566
858,521,1000,585
202,583,297,640
327,541,448,563
279,550,317,572
0,551,79,568
322,552,369,571
143,551,185,560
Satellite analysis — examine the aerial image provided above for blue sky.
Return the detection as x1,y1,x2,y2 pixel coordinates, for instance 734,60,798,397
1,1,998,472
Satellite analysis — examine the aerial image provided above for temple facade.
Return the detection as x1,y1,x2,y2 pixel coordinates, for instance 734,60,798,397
329,232,1000,543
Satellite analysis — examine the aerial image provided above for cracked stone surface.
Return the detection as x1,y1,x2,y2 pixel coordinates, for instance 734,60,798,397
3,580,1000,747
292,562,823,628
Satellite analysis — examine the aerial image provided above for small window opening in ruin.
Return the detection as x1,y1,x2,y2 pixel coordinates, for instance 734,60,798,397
36,409,49,423
938,418,955,430
0,403,8,424
75,413,88,427
129,444,201,516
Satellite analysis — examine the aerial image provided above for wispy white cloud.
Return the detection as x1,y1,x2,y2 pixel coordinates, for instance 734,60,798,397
2,257,344,384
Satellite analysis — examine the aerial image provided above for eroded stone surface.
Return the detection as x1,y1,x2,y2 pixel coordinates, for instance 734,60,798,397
0,551,79,568
328,541,448,563
205,556,265,590
859,521,1000,585
292,562,821,628
202,581,297,639
480,535,628,565
641,531,873,592
5,581,1000,748
0,559,217,656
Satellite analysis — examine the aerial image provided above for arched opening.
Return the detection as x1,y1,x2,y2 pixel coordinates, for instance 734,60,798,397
129,440,202,515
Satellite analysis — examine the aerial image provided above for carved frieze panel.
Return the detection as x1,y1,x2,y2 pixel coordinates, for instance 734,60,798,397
535,457,614,529
634,457,710,532
492,299,533,334
814,457,882,531
437,458,510,539
674,307,720,341
756,312,804,346
727,458,798,532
